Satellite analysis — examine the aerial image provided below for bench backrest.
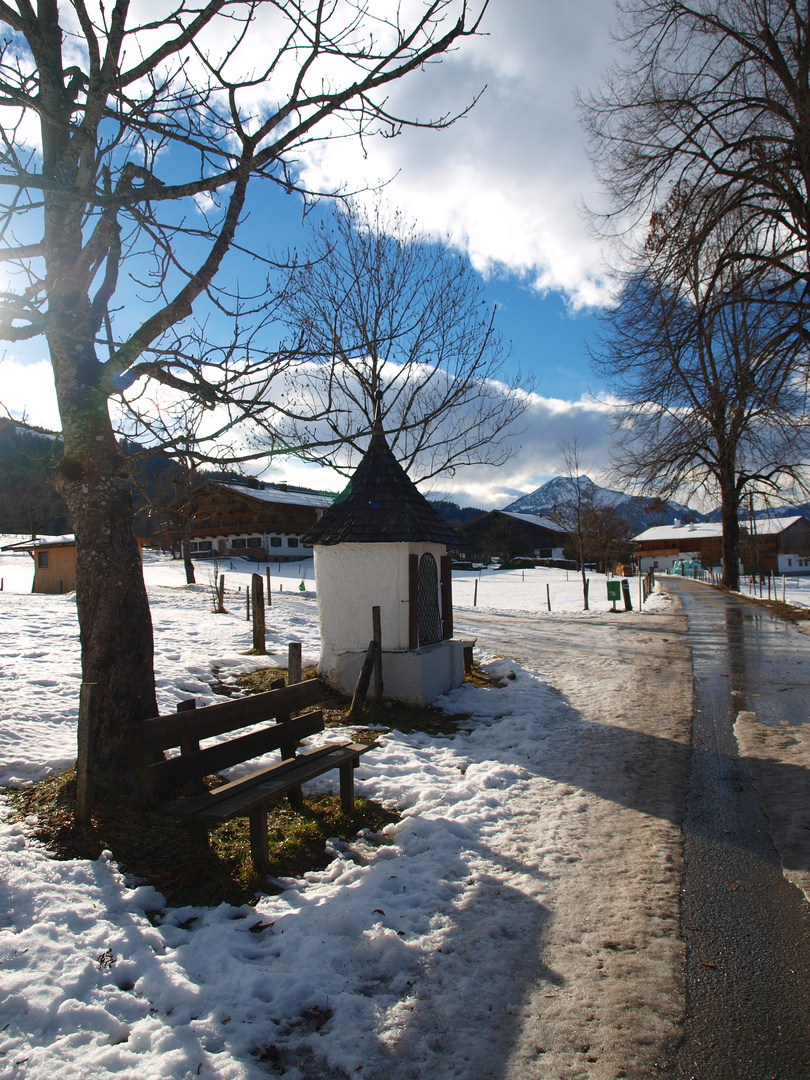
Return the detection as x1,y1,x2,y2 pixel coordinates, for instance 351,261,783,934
144,679,324,795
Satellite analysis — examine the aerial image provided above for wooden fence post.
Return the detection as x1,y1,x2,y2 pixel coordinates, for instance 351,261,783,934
372,606,383,706
288,641,302,685
440,555,453,640
217,574,225,613
266,567,272,607
348,641,376,721
251,573,266,654
246,586,250,621
75,683,96,826
546,583,551,611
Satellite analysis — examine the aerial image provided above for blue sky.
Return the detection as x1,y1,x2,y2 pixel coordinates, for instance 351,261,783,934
2,0,620,510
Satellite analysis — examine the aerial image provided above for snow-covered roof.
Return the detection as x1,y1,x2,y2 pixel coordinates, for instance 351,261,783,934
218,482,334,510
633,515,806,543
498,510,568,534
748,515,805,535
1,534,75,551
633,523,721,543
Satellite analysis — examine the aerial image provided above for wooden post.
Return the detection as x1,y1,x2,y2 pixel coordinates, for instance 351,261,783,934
372,606,383,707
217,574,225,613
348,641,376,721
622,578,633,611
440,555,453,640
75,682,96,827
251,573,266,654
246,586,250,620
783,574,786,603
249,805,270,873
266,567,272,607
546,583,551,611
408,553,419,648
288,641,302,685
473,578,478,607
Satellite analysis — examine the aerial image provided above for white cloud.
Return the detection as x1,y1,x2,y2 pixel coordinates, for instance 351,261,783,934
296,0,618,310
1,358,60,431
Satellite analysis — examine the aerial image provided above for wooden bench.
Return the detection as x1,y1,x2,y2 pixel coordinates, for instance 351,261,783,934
143,679,374,872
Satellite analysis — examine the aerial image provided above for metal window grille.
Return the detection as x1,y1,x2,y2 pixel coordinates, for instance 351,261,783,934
417,553,443,646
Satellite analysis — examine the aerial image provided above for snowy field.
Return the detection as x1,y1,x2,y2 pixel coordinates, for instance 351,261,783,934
0,544,722,1078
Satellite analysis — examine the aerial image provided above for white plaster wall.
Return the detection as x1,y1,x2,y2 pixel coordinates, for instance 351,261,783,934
329,640,464,706
313,541,448,677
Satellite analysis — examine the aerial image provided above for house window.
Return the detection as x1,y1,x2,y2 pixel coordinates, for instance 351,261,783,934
288,537,299,549
231,538,247,549
247,537,262,548
270,536,282,548
37,551,49,568
191,540,213,553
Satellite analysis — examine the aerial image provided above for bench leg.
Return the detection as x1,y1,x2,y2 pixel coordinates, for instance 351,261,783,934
188,818,209,849
249,805,270,874
287,785,303,809
339,762,355,815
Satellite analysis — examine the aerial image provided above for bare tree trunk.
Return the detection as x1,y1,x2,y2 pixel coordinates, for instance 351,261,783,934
720,469,741,592
50,343,157,784
181,520,196,585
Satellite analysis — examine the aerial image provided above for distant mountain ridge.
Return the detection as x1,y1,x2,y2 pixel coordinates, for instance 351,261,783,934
503,476,702,533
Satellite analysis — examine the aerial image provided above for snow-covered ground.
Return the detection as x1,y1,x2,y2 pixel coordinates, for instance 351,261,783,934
0,543,788,1078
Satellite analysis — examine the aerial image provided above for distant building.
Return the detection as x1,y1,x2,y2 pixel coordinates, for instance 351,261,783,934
456,510,568,563
633,516,810,574
159,480,334,561
1,534,148,594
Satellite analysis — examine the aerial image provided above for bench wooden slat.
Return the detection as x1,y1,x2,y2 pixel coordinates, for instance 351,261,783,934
144,679,323,752
146,710,324,794
165,741,350,816
192,743,373,822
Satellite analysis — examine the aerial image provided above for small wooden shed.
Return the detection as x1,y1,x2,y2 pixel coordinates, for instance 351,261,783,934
2,535,79,594
2,534,149,594
302,418,465,706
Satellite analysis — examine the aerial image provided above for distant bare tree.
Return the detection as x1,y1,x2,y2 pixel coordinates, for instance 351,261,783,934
274,201,528,481
581,0,810,289
592,189,810,590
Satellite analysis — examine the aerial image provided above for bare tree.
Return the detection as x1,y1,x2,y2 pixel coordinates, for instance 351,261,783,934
552,437,594,609
0,0,488,784
592,189,810,591
581,0,810,288
273,200,528,480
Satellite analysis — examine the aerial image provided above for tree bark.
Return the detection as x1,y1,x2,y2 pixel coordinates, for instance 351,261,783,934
48,318,157,782
181,522,196,585
719,454,741,591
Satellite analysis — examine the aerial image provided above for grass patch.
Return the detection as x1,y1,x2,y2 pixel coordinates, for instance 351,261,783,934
5,661,503,907
6,771,398,909
236,664,486,738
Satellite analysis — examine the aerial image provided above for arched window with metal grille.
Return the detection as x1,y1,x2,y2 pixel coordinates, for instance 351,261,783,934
417,552,443,646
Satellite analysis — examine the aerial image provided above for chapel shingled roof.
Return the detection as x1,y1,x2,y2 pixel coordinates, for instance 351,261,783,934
301,422,461,547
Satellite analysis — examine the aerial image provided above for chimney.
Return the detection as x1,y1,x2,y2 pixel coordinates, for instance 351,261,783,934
673,518,681,527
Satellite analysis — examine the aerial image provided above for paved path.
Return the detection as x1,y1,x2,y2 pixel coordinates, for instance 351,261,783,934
456,606,692,1079
663,578,810,1080
458,585,810,1079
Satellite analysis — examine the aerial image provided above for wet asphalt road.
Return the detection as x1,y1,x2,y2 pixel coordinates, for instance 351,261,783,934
663,578,810,1080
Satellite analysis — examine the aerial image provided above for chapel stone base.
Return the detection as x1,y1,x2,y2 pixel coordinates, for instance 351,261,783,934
322,639,464,707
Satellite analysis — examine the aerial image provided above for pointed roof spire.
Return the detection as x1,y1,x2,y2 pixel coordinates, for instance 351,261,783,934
301,416,461,547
